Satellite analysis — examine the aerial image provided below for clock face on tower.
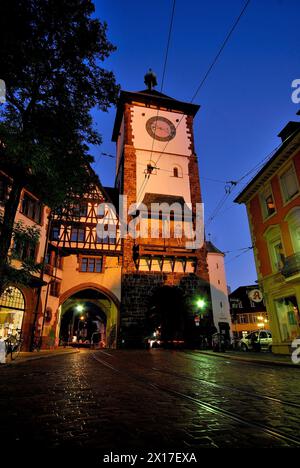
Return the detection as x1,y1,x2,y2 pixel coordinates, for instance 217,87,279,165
146,116,176,142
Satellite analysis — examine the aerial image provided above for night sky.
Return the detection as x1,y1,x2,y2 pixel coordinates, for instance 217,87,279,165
90,0,300,291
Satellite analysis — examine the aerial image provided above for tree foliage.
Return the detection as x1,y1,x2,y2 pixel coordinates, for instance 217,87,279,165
0,0,119,293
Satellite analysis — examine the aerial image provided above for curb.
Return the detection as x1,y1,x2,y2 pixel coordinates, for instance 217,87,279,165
195,351,300,369
2,348,80,366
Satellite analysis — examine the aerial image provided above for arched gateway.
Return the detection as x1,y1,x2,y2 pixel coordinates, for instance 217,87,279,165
58,284,120,349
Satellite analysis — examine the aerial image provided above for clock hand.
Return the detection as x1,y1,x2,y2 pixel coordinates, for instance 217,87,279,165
152,125,168,133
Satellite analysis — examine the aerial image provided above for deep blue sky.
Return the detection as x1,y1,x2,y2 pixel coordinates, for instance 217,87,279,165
91,0,300,291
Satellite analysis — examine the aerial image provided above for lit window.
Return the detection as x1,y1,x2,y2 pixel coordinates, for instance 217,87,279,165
280,166,299,203
260,187,276,218
275,296,300,342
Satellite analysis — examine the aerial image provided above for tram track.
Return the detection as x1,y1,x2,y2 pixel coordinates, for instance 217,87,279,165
95,349,300,410
92,351,300,447
151,364,300,410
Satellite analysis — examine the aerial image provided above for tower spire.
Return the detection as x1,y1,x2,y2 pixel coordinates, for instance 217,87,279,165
144,68,157,90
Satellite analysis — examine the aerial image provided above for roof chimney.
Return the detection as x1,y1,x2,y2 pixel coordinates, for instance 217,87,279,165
277,121,300,142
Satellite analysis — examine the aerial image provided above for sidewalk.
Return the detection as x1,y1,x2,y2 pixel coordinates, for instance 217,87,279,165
196,350,300,368
3,347,80,365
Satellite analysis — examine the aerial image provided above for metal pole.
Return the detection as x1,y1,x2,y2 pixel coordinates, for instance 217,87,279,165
29,211,52,351
39,247,58,347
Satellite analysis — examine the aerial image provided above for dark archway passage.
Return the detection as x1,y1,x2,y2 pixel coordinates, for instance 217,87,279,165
146,286,187,347
59,288,118,348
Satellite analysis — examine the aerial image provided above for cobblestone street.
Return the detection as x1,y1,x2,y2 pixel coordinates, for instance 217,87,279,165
1,350,300,454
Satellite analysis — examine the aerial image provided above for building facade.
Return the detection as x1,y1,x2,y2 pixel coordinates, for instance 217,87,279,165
0,174,49,350
235,118,300,354
229,285,268,338
0,171,121,350
1,78,232,350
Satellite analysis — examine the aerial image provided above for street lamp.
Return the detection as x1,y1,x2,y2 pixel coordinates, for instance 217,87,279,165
196,298,206,310
194,297,207,327
69,304,85,343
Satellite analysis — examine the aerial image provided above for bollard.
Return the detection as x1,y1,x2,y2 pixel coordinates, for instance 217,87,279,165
0,339,6,364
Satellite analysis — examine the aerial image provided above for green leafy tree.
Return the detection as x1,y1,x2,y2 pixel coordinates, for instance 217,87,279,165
1,216,42,291
0,0,119,294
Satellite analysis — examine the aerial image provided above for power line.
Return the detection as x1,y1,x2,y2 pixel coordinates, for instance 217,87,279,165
137,0,251,201
205,126,300,227
136,161,230,183
225,246,253,265
190,0,251,103
223,246,253,254
137,0,176,202
205,181,237,226
161,0,176,92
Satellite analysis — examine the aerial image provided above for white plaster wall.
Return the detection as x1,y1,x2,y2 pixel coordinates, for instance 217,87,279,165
207,252,232,332
136,150,191,204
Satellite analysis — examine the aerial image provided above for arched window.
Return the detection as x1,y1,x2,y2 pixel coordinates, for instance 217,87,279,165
263,225,285,272
172,165,182,178
285,207,300,253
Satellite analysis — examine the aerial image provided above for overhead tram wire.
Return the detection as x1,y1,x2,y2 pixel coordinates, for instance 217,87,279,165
205,126,300,227
225,246,253,265
138,0,252,202
190,0,251,103
136,161,229,183
137,0,176,203
161,0,176,93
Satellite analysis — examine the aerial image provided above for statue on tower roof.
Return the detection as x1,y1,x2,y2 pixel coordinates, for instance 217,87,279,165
144,68,158,90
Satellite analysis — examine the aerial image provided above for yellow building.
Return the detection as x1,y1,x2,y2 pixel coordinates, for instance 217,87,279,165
0,170,121,350
235,119,300,354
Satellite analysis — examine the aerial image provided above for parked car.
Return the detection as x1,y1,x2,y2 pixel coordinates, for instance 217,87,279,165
239,330,272,352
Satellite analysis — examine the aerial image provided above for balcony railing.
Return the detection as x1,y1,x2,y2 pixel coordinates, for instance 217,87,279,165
281,253,300,278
